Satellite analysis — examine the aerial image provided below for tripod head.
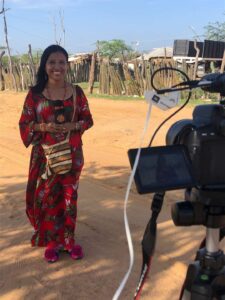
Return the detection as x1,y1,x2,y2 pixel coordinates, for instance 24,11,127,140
172,187,225,228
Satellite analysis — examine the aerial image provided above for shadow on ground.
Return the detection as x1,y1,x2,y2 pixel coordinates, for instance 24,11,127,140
0,164,221,300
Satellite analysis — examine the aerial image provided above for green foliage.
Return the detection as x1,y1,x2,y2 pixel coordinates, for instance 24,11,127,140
1,56,9,66
19,49,42,64
78,82,99,90
1,49,42,66
96,39,133,59
125,51,142,60
204,17,225,41
88,93,143,101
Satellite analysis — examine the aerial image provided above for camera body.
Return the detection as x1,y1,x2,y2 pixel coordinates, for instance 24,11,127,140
129,71,225,226
166,104,225,187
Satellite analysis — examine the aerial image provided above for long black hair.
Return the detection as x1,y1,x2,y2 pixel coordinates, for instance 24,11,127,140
31,44,69,94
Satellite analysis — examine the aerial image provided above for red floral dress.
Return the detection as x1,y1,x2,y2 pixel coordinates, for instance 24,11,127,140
19,85,93,250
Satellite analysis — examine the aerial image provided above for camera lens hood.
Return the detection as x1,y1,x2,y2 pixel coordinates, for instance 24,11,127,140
166,119,194,145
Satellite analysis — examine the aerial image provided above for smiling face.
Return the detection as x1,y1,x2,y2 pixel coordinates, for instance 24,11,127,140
45,51,68,84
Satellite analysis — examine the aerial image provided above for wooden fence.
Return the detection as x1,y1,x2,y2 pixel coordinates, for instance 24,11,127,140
0,53,207,96
98,58,198,96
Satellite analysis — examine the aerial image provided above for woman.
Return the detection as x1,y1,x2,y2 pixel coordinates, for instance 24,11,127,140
19,45,93,263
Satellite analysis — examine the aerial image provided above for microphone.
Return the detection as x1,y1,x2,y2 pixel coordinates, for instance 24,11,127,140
199,73,225,96
151,71,225,96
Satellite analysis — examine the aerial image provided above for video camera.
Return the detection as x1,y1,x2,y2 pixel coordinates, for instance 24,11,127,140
129,71,225,195
167,103,225,187
128,68,225,300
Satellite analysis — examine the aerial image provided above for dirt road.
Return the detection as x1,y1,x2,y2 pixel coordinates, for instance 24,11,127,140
0,91,224,300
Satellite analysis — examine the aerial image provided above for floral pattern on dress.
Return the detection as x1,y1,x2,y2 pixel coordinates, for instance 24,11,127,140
19,85,93,249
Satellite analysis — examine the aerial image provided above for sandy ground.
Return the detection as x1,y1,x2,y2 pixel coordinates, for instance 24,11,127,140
0,91,224,300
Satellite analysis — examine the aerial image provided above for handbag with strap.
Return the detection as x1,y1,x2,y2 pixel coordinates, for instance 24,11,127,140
41,86,77,179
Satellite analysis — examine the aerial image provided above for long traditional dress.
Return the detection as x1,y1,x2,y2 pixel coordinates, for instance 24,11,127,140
19,85,93,250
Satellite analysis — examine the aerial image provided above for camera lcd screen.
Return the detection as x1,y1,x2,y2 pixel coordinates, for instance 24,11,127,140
128,145,197,194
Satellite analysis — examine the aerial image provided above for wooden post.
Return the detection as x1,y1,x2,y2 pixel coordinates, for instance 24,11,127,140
0,50,5,90
2,0,17,91
88,52,96,94
19,60,25,91
193,39,200,80
220,50,225,73
28,44,36,85
141,54,146,90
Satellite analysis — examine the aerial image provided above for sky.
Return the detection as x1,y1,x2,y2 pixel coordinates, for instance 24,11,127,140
1,0,225,55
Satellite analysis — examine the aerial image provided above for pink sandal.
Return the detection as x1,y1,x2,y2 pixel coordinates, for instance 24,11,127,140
44,248,59,263
69,245,84,260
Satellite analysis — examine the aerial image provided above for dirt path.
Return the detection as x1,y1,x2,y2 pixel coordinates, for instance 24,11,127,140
0,91,224,300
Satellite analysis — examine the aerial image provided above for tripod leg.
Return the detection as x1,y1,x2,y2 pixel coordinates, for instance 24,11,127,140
181,287,225,299
181,289,191,300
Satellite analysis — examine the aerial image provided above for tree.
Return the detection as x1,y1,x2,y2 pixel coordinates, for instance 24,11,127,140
204,18,225,41
96,39,133,59
1,0,17,90
49,9,66,46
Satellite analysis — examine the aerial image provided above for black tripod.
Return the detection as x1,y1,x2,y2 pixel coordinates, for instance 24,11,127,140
172,188,225,300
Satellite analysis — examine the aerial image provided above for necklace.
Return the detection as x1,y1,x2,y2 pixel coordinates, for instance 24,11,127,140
45,83,67,124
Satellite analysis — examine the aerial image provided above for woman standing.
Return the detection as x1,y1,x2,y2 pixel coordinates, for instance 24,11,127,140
19,45,93,263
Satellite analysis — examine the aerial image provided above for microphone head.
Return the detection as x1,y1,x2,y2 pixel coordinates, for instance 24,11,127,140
201,73,225,96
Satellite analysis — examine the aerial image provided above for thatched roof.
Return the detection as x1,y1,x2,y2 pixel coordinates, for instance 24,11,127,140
68,53,92,63
140,47,173,60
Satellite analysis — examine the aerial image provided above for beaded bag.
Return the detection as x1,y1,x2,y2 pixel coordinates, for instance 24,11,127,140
41,86,76,179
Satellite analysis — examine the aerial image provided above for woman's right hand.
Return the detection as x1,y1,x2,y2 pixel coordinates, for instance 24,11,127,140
38,123,65,133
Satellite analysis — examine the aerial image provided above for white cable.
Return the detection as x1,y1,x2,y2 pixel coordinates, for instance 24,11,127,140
112,101,153,300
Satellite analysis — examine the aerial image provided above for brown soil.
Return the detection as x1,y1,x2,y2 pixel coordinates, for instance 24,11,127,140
0,91,224,300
